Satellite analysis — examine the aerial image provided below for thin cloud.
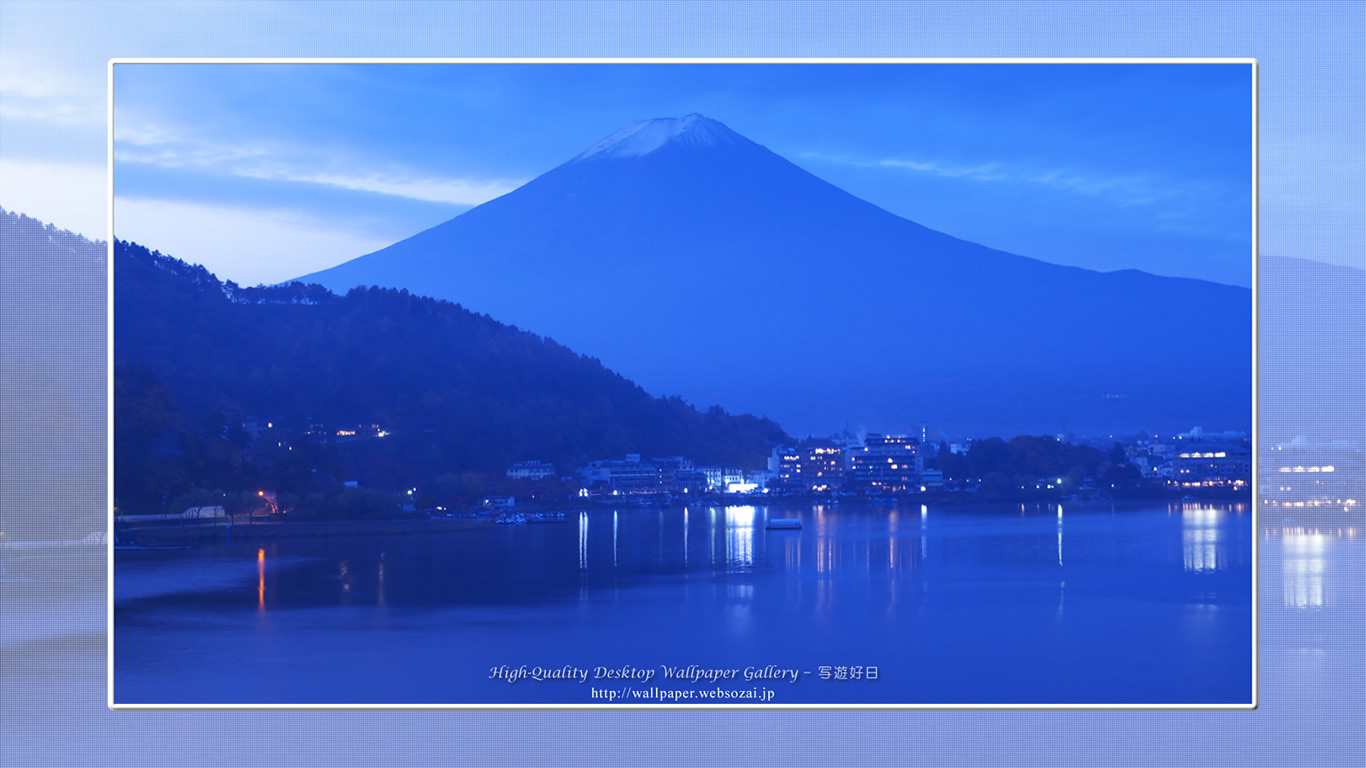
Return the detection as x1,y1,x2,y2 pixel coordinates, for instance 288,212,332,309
1027,169,1169,208
114,115,281,168
239,167,524,207
805,150,1229,213
877,158,1007,182
0,61,104,127
114,118,524,207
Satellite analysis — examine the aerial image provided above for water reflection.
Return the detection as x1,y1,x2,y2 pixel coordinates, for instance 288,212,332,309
724,505,756,571
576,508,587,568
118,500,1265,704
377,552,386,608
1282,531,1327,609
709,507,716,566
1182,506,1224,572
1057,504,1064,567
336,559,354,606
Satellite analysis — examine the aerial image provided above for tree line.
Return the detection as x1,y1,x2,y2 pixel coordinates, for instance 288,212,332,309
113,239,788,514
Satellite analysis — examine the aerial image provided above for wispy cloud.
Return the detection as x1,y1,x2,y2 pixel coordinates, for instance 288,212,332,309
0,58,104,127
239,167,523,206
1024,168,1196,209
115,116,525,206
877,158,1007,182
803,150,1231,216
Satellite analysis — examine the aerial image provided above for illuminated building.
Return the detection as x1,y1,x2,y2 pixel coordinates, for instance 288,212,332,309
851,434,922,494
776,448,803,491
773,442,845,493
801,441,844,493
1261,439,1364,507
1172,443,1251,488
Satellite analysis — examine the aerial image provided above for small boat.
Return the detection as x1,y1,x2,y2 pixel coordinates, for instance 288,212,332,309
766,518,802,530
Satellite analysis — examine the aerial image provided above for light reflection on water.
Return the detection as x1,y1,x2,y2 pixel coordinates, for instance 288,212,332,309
1282,530,1327,609
1182,506,1224,573
1057,503,1064,567
578,511,588,570
724,505,756,570
709,507,716,565
257,501,1260,602
920,504,928,560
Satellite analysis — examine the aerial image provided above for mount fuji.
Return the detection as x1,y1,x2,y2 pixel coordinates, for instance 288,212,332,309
295,114,1251,437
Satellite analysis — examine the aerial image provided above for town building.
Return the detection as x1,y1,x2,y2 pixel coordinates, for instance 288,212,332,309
506,461,556,481
801,441,844,493
851,433,923,494
698,466,725,492
775,448,803,492
672,468,710,494
1261,439,1363,507
746,469,777,491
579,455,665,494
1172,443,1252,489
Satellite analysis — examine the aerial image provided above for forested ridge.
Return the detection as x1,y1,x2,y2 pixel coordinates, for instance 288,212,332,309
114,239,787,513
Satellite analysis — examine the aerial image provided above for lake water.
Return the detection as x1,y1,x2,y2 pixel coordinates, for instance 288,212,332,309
114,500,1254,705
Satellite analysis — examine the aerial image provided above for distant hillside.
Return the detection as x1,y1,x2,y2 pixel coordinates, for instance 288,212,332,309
0,207,107,538
114,239,787,510
1259,255,1365,445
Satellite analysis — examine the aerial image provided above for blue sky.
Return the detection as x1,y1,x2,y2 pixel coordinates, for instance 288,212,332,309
108,62,1255,287
3,2,1361,290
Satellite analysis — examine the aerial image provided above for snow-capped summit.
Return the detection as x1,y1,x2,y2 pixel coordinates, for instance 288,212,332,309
573,114,746,161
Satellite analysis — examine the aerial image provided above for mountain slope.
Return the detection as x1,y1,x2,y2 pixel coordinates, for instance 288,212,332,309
296,115,1253,437
0,208,107,538
114,238,787,507
1259,255,1365,445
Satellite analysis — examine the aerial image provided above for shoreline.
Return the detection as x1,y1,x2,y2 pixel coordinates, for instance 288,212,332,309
117,516,491,546
110,491,1289,548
